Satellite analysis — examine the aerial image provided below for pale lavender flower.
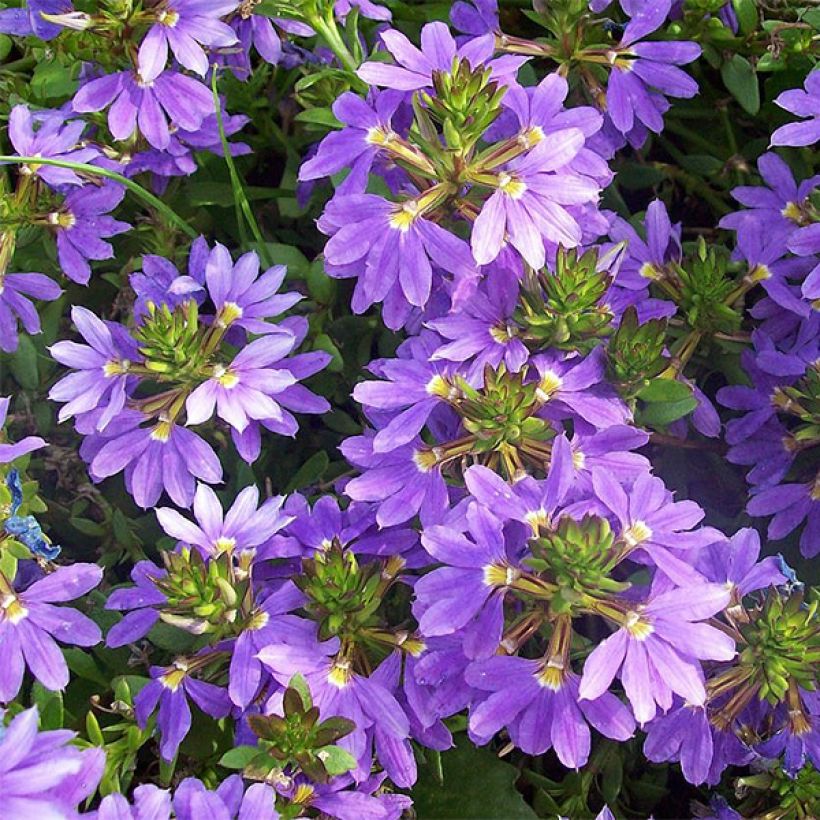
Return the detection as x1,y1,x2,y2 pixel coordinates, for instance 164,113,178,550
0,707,104,817
155,482,290,559
49,306,139,430
6,105,98,187
0,271,62,353
138,0,239,82
771,70,820,147
578,584,734,724
73,70,214,150
0,563,102,701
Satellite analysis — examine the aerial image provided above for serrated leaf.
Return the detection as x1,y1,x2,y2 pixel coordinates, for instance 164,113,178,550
721,54,760,114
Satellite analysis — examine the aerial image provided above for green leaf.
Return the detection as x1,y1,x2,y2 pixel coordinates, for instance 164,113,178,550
314,334,343,372
639,396,699,427
219,746,262,769
731,0,757,34
30,59,78,99
637,379,693,403
317,744,357,776
288,673,313,709
284,451,329,492
412,738,536,818
32,682,63,730
0,34,12,62
294,107,342,128
721,54,760,114
10,334,39,390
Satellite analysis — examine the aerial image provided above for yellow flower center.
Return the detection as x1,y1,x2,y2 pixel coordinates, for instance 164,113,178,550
213,365,239,389
497,172,526,199
483,563,519,588
535,370,563,401
158,9,180,26
536,656,566,691
103,359,130,377
328,659,352,688
1,594,28,624
623,520,652,548
218,302,244,328
624,610,654,640
389,200,421,232
150,418,173,442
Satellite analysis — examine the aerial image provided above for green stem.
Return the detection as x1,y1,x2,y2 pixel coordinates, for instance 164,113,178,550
210,68,272,268
309,11,368,91
0,155,197,239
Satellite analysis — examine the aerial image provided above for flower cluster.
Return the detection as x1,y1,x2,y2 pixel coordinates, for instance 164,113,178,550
0,0,817,818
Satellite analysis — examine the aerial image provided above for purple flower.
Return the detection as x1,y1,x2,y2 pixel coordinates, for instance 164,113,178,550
0,707,104,818
320,193,476,328
6,105,98,187
644,702,752,785
530,348,630,429
93,784,171,820
771,70,820,147
185,332,299,433
135,658,232,761
257,638,411,766
174,776,278,820
138,0,239,82
788,223,820,301
428,266,529,382
0,271,62,353
697,528,787,598
605,2,701,136
467,657,635,767
48,182,131,284
298,91,404,195
105,560,168,648
198,243,302,334
341,432,448,527
0,563,102,701
0,0,75,41
335,0,391,22
415,503,522,657
470,131,600,268
49,306,139,430
357,22,525,91
463,432,574,529
719,152,820,240
0,397,45,463
579,584,735,724
747,481,820,559
591,469,721,585
73,70,214,150
451,0,499,37
156,482,290,559
86,410,223,508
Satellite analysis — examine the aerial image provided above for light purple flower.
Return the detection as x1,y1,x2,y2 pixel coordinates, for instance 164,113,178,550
0,563,102,701
6,105,98,187
467,657,635,767
86,410,223,508
788,222,820,301
0,707,104,818
134,658,232,761
138,0,239,82
92,784,172,820
73,69,214,150
257,638,411,766
578,584,735,724
771,70,820,147
185,332,298,433
605,2,701,136
470,130,600,269
320,193,476,328
0,271,62,353
156,482,290,559
298,91,404,195
747,480,820,559
0,0,74,41
49,182,131,285
49,306,140,430
357,22,525,91
591,468,721,585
